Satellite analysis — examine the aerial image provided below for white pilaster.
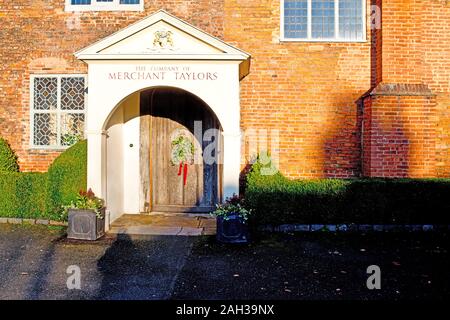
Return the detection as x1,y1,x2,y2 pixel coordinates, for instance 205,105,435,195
222,131,242,200
86,130,107,200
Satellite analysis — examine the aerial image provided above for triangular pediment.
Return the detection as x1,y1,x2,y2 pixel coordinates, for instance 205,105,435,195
75,10,250,62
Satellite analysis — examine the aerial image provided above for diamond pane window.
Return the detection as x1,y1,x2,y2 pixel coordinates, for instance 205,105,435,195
33,78,58,110
61,77,85,110
31,75,86,148
33,113,58,146
61,113,85,146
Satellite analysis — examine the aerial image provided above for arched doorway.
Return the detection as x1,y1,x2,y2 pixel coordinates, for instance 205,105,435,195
141,87,223,213
104,86,223,222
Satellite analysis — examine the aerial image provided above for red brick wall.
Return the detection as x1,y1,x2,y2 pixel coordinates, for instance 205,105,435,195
436,94,450,177
421,1,450,178
362,85,437,178
362,96,373,176
362,0,450,178
0,0,448,178
370,0,382,88
0,0,224,172
228,0,372,178
381,0,424,84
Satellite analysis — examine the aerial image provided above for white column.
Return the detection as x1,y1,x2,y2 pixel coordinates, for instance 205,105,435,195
222,131,241,201
86,130,107,200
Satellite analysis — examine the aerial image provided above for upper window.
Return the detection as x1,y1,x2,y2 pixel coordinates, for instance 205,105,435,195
281,0,365,41
30,75,87,149
65,0,143,12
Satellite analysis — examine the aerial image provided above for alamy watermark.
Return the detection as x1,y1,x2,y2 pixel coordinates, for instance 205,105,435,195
169,122,280,176
366,265,381,290
66,265,81,290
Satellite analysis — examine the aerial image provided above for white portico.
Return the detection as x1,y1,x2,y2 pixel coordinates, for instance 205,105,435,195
75,10,250,224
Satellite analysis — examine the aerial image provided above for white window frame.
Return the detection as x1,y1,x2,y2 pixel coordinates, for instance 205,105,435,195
280,0,367,42
30,74,88,150
65,0,144,12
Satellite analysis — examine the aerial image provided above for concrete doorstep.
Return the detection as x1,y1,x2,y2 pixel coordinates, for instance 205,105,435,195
108,214,217,236
109,226,211,236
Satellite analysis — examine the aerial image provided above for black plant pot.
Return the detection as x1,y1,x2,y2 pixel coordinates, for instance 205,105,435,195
67,208,105,241
216,213,249,244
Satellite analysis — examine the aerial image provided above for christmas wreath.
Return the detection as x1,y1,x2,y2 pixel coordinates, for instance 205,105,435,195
171,133,195,186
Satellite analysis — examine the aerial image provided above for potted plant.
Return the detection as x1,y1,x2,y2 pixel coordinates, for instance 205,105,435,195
63,189,106,241
211,194,251,244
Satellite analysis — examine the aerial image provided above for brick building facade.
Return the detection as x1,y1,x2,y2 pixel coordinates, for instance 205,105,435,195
0,0,449,180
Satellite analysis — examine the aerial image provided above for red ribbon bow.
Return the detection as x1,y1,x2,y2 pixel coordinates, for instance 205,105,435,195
178,162,188,186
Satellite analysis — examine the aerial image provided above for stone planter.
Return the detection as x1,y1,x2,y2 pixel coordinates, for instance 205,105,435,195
216,213,249,244
67,207,105,241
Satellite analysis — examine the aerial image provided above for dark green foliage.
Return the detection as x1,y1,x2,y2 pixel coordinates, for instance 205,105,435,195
0,138,19,173
245,162,450,225
0,140,87,221
0,172,48,219
47,140,87,219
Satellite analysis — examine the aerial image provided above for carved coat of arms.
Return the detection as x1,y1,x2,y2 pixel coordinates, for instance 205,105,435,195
153,30,174,49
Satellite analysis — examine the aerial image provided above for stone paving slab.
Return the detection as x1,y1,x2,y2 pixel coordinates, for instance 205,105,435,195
110,226,183,236
198,218,216,229
112,214,202,228
109,214,216,236
202,228,217,236
177,227,203,236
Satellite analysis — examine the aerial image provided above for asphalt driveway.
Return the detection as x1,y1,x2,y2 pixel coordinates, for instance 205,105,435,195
0,224,448,300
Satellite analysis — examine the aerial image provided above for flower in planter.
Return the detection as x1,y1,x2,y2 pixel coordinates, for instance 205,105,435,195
210,194,252,222
212,194,252,244
62,188,105,220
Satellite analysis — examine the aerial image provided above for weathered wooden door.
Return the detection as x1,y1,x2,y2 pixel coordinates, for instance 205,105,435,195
141,88,221,213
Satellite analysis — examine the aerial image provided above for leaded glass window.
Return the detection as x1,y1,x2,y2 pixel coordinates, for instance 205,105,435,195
66,0,142,11
282,0,365,41
31,75,87,148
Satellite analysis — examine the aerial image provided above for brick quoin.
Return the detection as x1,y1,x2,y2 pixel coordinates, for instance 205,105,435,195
0,0,449,178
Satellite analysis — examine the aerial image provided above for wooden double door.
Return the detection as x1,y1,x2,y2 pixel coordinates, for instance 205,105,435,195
140,88,222,213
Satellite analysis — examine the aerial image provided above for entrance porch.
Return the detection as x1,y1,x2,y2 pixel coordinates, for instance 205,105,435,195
74,10,251,229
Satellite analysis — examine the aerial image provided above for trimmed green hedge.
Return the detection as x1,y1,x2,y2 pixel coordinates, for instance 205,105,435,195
0,140,87,221
47,140,87,219
0,138,19,173
0,172,48,219
245,163,450,225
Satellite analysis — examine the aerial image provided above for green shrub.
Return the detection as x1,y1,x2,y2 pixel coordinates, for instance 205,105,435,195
47,140,87,219
0,139,87,221
0,138,19,173
245,162,450,225
343,178,450,224
0,172,48,219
